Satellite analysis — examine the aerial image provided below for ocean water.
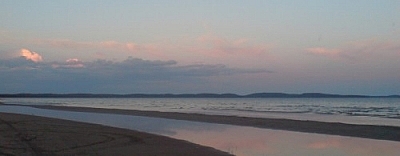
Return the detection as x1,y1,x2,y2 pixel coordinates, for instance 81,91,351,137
2,97,400,126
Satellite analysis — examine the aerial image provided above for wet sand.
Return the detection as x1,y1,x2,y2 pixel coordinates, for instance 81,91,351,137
34,105,400,142
0,112,231,156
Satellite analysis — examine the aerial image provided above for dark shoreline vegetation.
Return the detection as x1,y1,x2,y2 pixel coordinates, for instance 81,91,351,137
1,92,399,98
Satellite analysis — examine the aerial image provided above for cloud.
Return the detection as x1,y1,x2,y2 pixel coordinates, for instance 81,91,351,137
52,58,85,68
34,39,158,53
36,36,270,59
0,56,270,93
196,34,270,56
17,35,272,68
82,57,269,79
306,39,400,61
20,48,43,62
175,64,271,77
306,47,341,56
29,39,165,62
0,57,40,70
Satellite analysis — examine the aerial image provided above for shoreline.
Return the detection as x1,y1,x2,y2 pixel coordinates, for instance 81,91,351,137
0,112,232,156
31,105,400,142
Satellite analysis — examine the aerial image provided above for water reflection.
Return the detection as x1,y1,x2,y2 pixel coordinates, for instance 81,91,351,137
1,106,400,156
169,125,400,156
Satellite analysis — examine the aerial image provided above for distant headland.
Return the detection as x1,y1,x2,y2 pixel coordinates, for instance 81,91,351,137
0,93,399,98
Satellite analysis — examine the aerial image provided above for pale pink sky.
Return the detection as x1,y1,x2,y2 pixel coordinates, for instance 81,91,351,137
1,1,399,95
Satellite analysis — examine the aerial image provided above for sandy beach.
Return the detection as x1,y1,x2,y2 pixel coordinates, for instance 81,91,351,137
0,112,231,156
34,105,400,142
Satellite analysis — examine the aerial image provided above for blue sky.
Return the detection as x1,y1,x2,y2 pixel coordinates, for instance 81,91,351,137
1,1,399,95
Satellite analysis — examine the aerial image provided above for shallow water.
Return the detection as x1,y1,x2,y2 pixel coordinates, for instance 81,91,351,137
2,98,400,126
1,105,400,156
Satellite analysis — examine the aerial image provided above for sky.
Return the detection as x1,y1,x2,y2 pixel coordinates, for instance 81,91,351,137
1,0,399,95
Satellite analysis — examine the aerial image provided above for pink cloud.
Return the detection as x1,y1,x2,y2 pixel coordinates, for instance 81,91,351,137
98,41,141,52
65,58,84,68
20,48,43,62
31,39,97,50
197,34,226,46
28,35,273,67
94,52,106,60
306,39,400,60
125,43,137,51
195,34,271,57
30,39,167,62
34,39,157,53
306,47,341,56
52,58,84,68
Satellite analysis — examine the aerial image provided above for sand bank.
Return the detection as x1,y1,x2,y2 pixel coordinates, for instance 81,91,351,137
0,112,231,156
33,105,400,142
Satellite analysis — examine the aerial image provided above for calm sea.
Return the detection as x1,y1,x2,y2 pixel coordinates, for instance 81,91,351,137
2,98,400,126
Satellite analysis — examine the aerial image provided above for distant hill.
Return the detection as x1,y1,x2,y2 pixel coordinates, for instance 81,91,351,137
0,93,399,98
